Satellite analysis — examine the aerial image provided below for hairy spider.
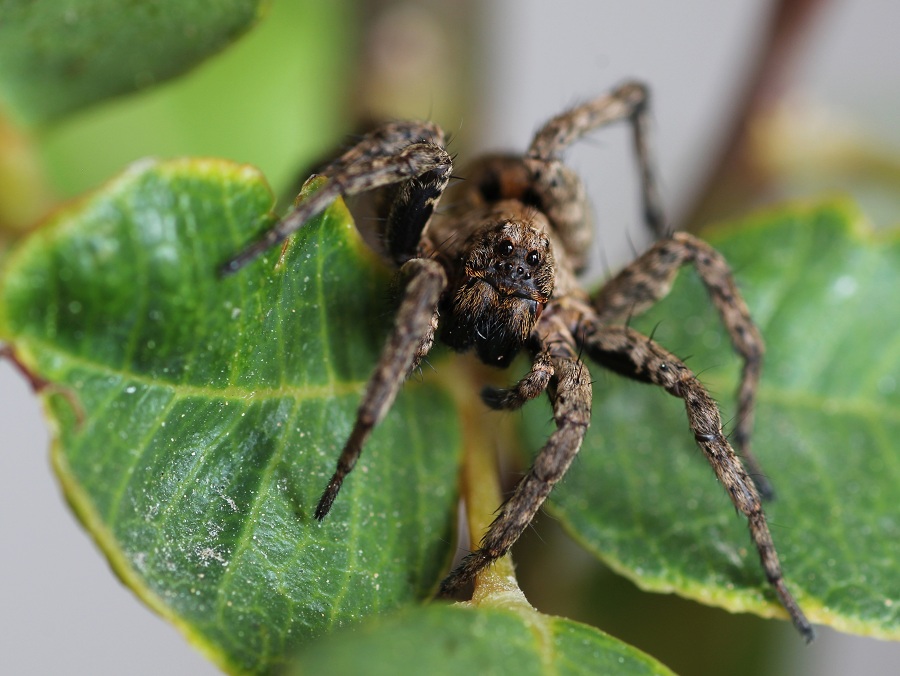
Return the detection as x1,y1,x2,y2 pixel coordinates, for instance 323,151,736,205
221,81,814,642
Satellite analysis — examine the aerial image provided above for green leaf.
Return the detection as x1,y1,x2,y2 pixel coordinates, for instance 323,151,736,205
287,603,675,676
0,159,461,674
523,201,900,639
0,1,265,125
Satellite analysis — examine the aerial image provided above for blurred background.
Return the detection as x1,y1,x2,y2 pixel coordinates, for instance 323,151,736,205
1,1,898,674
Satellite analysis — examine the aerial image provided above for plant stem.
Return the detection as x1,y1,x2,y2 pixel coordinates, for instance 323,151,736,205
446,359,530,609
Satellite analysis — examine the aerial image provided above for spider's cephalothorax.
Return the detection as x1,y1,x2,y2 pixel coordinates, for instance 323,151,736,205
221,81,814,642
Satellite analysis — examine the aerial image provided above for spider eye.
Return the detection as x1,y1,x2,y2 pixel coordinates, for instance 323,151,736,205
526,251,541,266
496,240,514,256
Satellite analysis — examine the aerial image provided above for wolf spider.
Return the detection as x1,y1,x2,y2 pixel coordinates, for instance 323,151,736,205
221,81,814,641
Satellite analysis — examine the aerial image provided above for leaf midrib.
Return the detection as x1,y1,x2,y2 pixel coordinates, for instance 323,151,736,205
17,335,368,402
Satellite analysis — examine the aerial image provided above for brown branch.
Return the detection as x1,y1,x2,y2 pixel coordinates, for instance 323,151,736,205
684,0,829,227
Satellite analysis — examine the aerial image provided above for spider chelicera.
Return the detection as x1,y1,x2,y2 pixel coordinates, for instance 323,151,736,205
221,81,814,642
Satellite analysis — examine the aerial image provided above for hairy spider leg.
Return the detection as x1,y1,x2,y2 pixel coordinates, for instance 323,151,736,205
528,80,666,239
220,121,450,274
316,258,446,519
437,82,671,588
581,323,814,642
440,318,591,595
222,121,455,515
592,232,771,499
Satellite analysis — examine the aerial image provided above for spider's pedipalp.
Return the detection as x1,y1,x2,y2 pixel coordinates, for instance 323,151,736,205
481,348,554,410
315,257,446,520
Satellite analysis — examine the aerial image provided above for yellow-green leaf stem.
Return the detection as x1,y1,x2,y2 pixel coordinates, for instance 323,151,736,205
449,368,520,602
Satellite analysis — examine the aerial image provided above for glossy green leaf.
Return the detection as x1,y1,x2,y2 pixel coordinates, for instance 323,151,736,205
287,603,675,676
0,1,265,125
523,201,900,639
0,159,461,674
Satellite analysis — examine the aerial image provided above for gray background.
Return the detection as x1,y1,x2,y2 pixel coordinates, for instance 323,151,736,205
2,2,897,674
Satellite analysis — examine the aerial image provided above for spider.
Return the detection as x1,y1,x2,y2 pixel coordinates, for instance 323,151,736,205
221,81,814,642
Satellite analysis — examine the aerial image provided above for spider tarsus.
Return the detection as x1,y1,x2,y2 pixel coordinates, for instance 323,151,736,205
643,206,668,238
773,577,816,643
314,478,342,521
218,258,240,277
796,616,816,644
218,244,265,277
436,572,461,599
437,551,486,598
480,385,511,410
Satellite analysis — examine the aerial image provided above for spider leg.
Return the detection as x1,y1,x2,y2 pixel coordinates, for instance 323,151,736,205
481,347,554,410
315,257,446,519
440,332,591,595
528,80,665,238
320,121,452,264
592,232,771,498
322,120,445,177
582,323,814,642
221,121,451,274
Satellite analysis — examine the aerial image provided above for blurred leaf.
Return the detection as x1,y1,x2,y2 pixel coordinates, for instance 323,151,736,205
522,201,900,639
0,0,265,125
0,113,54,235
287,603,675,676
35,1,354,203
0,160,461,674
